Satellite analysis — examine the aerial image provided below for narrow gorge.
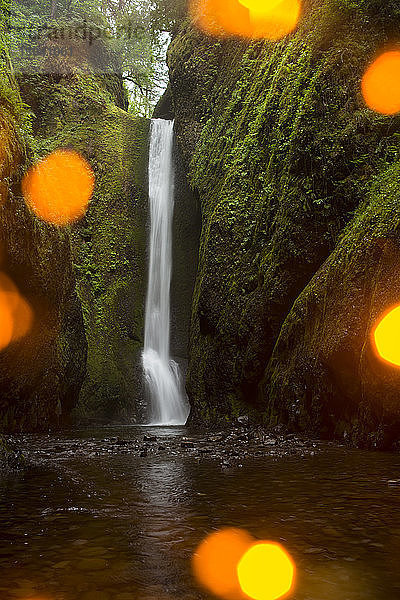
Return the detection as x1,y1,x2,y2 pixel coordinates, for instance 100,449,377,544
0,1,399,443
1,1,400,599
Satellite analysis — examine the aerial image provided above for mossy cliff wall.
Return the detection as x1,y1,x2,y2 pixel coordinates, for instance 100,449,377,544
152,96,202,385
18,48,150,423
170,141,201,374
73,113,149,424
0,34,86,432
168,0,400,446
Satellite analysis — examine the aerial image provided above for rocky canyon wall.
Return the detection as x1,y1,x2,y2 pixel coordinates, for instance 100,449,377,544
168,0,400,447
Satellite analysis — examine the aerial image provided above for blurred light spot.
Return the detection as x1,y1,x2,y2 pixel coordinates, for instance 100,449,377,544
22,150,95,226
190,0,301,40
362,51,400,115
237,542,295,600
0,272,32,351
373,305,400,366
190,0,249,37
192,528,254,599
238,0,301,39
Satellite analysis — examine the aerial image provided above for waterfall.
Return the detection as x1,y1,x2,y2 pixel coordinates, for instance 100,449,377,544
142,119,190,426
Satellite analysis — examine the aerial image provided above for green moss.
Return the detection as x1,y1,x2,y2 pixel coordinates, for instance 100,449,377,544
1,3,151,425
168,0,400,432
30,99,147,423
19,62,150,422
73,113,149,422
264,162,400,447
0,23,87,433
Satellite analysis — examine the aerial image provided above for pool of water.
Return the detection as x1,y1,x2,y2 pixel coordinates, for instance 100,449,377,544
1,426,400,600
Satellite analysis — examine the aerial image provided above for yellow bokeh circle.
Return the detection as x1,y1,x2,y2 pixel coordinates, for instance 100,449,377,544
373,305,400,367
237,542,295,600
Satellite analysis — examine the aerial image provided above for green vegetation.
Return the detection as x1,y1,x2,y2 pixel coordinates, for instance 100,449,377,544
3,0,400,444
7,0,185,116
16,13,150,422
168,0,400,445
265,161,400,448
0,20,87,433
0,0,152,429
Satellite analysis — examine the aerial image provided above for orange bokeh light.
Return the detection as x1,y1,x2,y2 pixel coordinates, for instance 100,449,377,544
190,0,301,40
0,272,32,351
373,305,400,367
362,51,400,115
192,528,254,599
22,150,95,226
237,542,295,600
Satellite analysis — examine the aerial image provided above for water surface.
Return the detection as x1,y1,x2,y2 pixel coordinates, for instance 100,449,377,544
1,426,400,600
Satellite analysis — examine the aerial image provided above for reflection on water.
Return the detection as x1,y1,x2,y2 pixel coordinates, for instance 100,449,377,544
132,454,192,597
0,426,400,599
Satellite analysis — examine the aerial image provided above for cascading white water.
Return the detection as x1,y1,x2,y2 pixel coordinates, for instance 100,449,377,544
142,119,190,426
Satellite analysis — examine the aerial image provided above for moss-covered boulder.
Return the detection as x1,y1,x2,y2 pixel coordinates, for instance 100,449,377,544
168,0,400,444
0,32,86,432
264,163,400,448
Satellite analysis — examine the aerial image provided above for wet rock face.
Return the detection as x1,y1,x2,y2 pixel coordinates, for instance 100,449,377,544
168,2,400,445
264,167,400,448
68,111,149,424
167,23,243,168
17,46,150,424
170,141,201,371
0,8,149,428
0,202,87,432
0,49,86,432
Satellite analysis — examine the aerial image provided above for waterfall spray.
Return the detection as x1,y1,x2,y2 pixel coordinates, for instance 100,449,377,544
142,119,190,426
